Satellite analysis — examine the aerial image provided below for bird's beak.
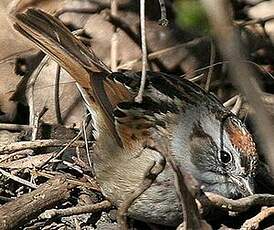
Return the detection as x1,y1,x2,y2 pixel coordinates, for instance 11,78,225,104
231,175,254,196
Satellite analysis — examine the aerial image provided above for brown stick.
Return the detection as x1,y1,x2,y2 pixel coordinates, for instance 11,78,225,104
241,207,274,230
0,176,75,230
135,0,147,103
0,139,88,154
0,123,31,131
199,192,274,213
39,200,112,219
110,0,118,71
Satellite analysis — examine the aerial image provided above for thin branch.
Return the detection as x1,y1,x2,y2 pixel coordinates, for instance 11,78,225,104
0,123,31,131
36,131,83,169
223,95,240,107
199,192,274,213
0,139,88,155
39,200,112,219
241,207,274,230
33,171,100,191
0,152,54,169
117,37,207,70
159,144,203,229
151,138,206,229
0,168,37,189
236,15,274,27
55,64,63,124
27,55,50,126
230,96,242,115
135,0,148,103
0,149,33,163
82,120,92,168
105,13,169,72
31,106,48,141
180,60,274,81
189,73,205,82
205,39,215,91
110,0,118,71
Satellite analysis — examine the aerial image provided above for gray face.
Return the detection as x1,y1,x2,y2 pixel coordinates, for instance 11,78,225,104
189,121,255,198
172,107,257,198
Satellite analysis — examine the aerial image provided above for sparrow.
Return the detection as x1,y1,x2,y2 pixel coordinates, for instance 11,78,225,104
13,9,258,226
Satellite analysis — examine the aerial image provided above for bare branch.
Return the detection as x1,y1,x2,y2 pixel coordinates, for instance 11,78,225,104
199,192,274,213
39,200,112,219
135,0,148,103
110,0,118,71
241,207,274,230
0,139,88,155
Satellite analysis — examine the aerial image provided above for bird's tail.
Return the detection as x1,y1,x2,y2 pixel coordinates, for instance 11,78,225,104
14,8,111,89
13,9,126,146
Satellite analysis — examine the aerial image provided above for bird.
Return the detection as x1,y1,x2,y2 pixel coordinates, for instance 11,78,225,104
13,9,258,226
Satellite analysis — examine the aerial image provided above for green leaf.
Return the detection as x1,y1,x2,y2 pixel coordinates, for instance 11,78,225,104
175,0,209,34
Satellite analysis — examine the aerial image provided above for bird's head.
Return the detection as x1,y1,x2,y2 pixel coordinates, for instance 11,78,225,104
172,107,257,198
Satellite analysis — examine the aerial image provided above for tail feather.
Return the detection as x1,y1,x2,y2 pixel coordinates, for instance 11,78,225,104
14,9,111,89
14,9,123,146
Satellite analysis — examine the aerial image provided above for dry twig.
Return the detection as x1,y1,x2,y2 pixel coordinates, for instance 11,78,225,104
199,192,274,213
0,139,88,155
31,106,48,141
54,64,63,124
0,123,31,131
39,200,112,219
205,39,216,91
241,207,274,230
27,55,50,125
230,96,242,115
36,130,83,168
0,168,37,189
110,0,118,71
117,37,207,70
135,0,148,103
223,95,240,107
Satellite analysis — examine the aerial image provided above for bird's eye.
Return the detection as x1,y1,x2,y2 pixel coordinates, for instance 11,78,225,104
219,150,232,164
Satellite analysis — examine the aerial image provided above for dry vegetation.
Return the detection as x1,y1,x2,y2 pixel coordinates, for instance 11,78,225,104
0,0,274,229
